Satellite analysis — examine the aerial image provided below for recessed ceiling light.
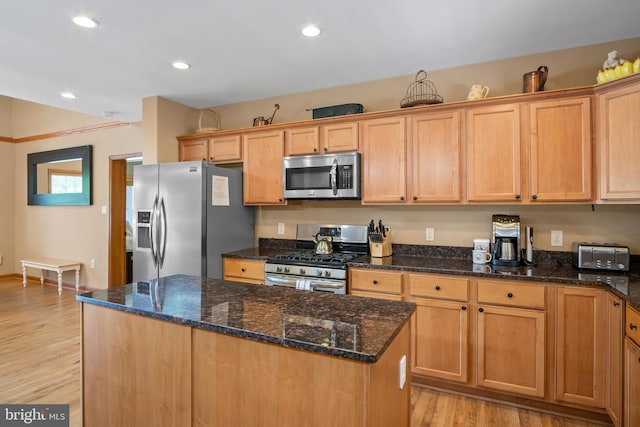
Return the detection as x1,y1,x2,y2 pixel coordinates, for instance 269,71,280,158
302,25,321,37
172,61,191,70
72,16,99,28
61,92,77,99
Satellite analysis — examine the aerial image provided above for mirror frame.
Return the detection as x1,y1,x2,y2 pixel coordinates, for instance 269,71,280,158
27,145,93,206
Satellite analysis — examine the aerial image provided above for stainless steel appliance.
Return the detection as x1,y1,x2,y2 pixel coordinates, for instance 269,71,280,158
572,242,630,271
133,161,254,282
264,224,368,294
283,152,361,200
491,214,522,266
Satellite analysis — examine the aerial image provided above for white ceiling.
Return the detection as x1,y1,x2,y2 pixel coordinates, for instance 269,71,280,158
1,0,639,123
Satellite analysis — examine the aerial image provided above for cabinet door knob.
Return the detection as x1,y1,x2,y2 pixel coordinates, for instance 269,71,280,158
278,198,284,202
202,158,206,161
412,196,417,201
613,301,620,307
324,147,328,152
515,194,521,200
631,323,638,330
400,196,405,201
372,280,378,285
313,148,318,152
478,307,484,313
435,285,441,291
531,194,538,200
461,305,467,311
241,268,246,272
507,292,513,298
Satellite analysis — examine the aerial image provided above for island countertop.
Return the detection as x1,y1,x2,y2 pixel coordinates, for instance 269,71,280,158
76,274,416,363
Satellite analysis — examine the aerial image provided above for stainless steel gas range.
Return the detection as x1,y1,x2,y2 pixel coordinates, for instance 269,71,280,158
264,224,368,294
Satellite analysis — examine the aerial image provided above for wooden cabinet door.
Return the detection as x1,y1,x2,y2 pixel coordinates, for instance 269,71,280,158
528,97,593,201
555,286,605,408
361,117,407,203
285,126,320,156
412,298,469,383
605,292,624,427
466,104,522,202
625,337,640,427
179,139,208,162
410,111,462,203
208,135,242,163
242,130,286,205
597,81,640,200
476,304,545,397
322,122,359,153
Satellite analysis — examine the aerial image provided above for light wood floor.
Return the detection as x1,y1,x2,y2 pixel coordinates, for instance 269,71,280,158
0,277,609,427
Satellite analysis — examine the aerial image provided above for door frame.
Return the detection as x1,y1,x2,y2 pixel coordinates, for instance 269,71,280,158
108,153,141,288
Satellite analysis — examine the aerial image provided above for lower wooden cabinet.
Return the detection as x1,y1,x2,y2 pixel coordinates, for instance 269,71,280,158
555,286,606,408
606,293,624,426
624,336,640,427
411,298,469,383
222,258,265,284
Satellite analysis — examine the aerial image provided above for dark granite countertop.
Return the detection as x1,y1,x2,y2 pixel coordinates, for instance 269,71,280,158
76,274,415,363
222,247,290,260
349,255,640,310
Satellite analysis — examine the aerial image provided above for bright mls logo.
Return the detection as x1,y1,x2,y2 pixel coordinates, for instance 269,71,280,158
0,405,68,426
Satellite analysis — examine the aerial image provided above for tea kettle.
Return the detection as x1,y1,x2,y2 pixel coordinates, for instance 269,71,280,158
252,104,280,127
314,233,333,255
523,66,548,93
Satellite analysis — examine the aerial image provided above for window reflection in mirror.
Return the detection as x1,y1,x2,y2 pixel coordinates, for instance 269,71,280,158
27,145,92,206
36,158,83,194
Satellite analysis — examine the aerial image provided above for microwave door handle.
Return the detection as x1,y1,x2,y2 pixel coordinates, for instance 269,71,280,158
330,159,338,196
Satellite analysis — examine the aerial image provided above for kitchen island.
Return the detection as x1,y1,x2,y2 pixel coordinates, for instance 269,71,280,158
76,275,415,427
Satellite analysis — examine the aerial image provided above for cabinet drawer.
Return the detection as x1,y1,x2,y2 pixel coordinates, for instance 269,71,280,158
223,258,265,284
350,268,402,295
477,280,546,309
408,274,469,301
627,305,640,345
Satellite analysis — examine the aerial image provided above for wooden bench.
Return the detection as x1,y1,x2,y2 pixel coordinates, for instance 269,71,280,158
20,258,81,294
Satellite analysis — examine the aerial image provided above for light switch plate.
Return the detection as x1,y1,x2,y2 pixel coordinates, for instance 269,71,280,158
277,223,285,235
425,227,435,241
551,230,563,247
399,355,407,389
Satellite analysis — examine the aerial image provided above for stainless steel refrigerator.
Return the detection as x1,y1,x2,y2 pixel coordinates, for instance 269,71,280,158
132,161,254,282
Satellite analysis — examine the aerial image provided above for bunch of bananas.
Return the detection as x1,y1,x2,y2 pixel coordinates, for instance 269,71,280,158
596,57,640,84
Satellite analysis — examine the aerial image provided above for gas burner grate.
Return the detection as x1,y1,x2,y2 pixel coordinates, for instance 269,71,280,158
270,251,359,265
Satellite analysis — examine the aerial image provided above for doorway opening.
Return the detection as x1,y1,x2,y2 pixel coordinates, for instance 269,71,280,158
108,154,142,288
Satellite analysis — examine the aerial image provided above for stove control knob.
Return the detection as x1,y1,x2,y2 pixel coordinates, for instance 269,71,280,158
315,270,323,277
276,266,282,273
324,271,331,278
300,268,306,275
284,267,290,273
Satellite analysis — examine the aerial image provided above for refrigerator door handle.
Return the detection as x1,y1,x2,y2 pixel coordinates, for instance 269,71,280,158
150,194,159,267
158,196,167,268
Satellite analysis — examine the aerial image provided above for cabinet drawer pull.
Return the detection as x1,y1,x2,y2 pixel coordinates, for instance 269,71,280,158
241,268,246,272
435,285,441,291
478,307,484,313
372,280,378,285
507,292,513,298
631,323,638,330
461,305,467,311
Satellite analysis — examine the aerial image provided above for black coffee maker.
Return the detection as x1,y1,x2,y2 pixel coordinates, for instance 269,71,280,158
491,214,521,266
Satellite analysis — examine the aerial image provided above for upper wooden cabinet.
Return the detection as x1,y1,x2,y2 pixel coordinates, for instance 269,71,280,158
242,130,286,205
178,135,242,164
527,96,593,202
284,122,358,156
361,117,408,203
596,74,640,201
410,111,462,203
466,103,522,202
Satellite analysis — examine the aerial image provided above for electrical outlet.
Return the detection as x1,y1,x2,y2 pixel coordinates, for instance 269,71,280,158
101,205,107,215
399,355,407,389
277,223,285,235
550,230,563,247
425,227,435,241
90,259,96,269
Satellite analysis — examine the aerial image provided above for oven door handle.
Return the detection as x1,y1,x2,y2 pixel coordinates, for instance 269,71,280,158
311,282,345,290
265,276,297,287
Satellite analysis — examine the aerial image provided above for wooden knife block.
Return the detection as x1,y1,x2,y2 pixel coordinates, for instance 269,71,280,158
369,231,393,258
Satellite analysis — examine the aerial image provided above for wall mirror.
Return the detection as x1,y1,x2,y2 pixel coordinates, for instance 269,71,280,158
27,145,93,206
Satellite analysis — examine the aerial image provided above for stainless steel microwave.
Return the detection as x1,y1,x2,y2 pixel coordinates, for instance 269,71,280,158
282,151,361,200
